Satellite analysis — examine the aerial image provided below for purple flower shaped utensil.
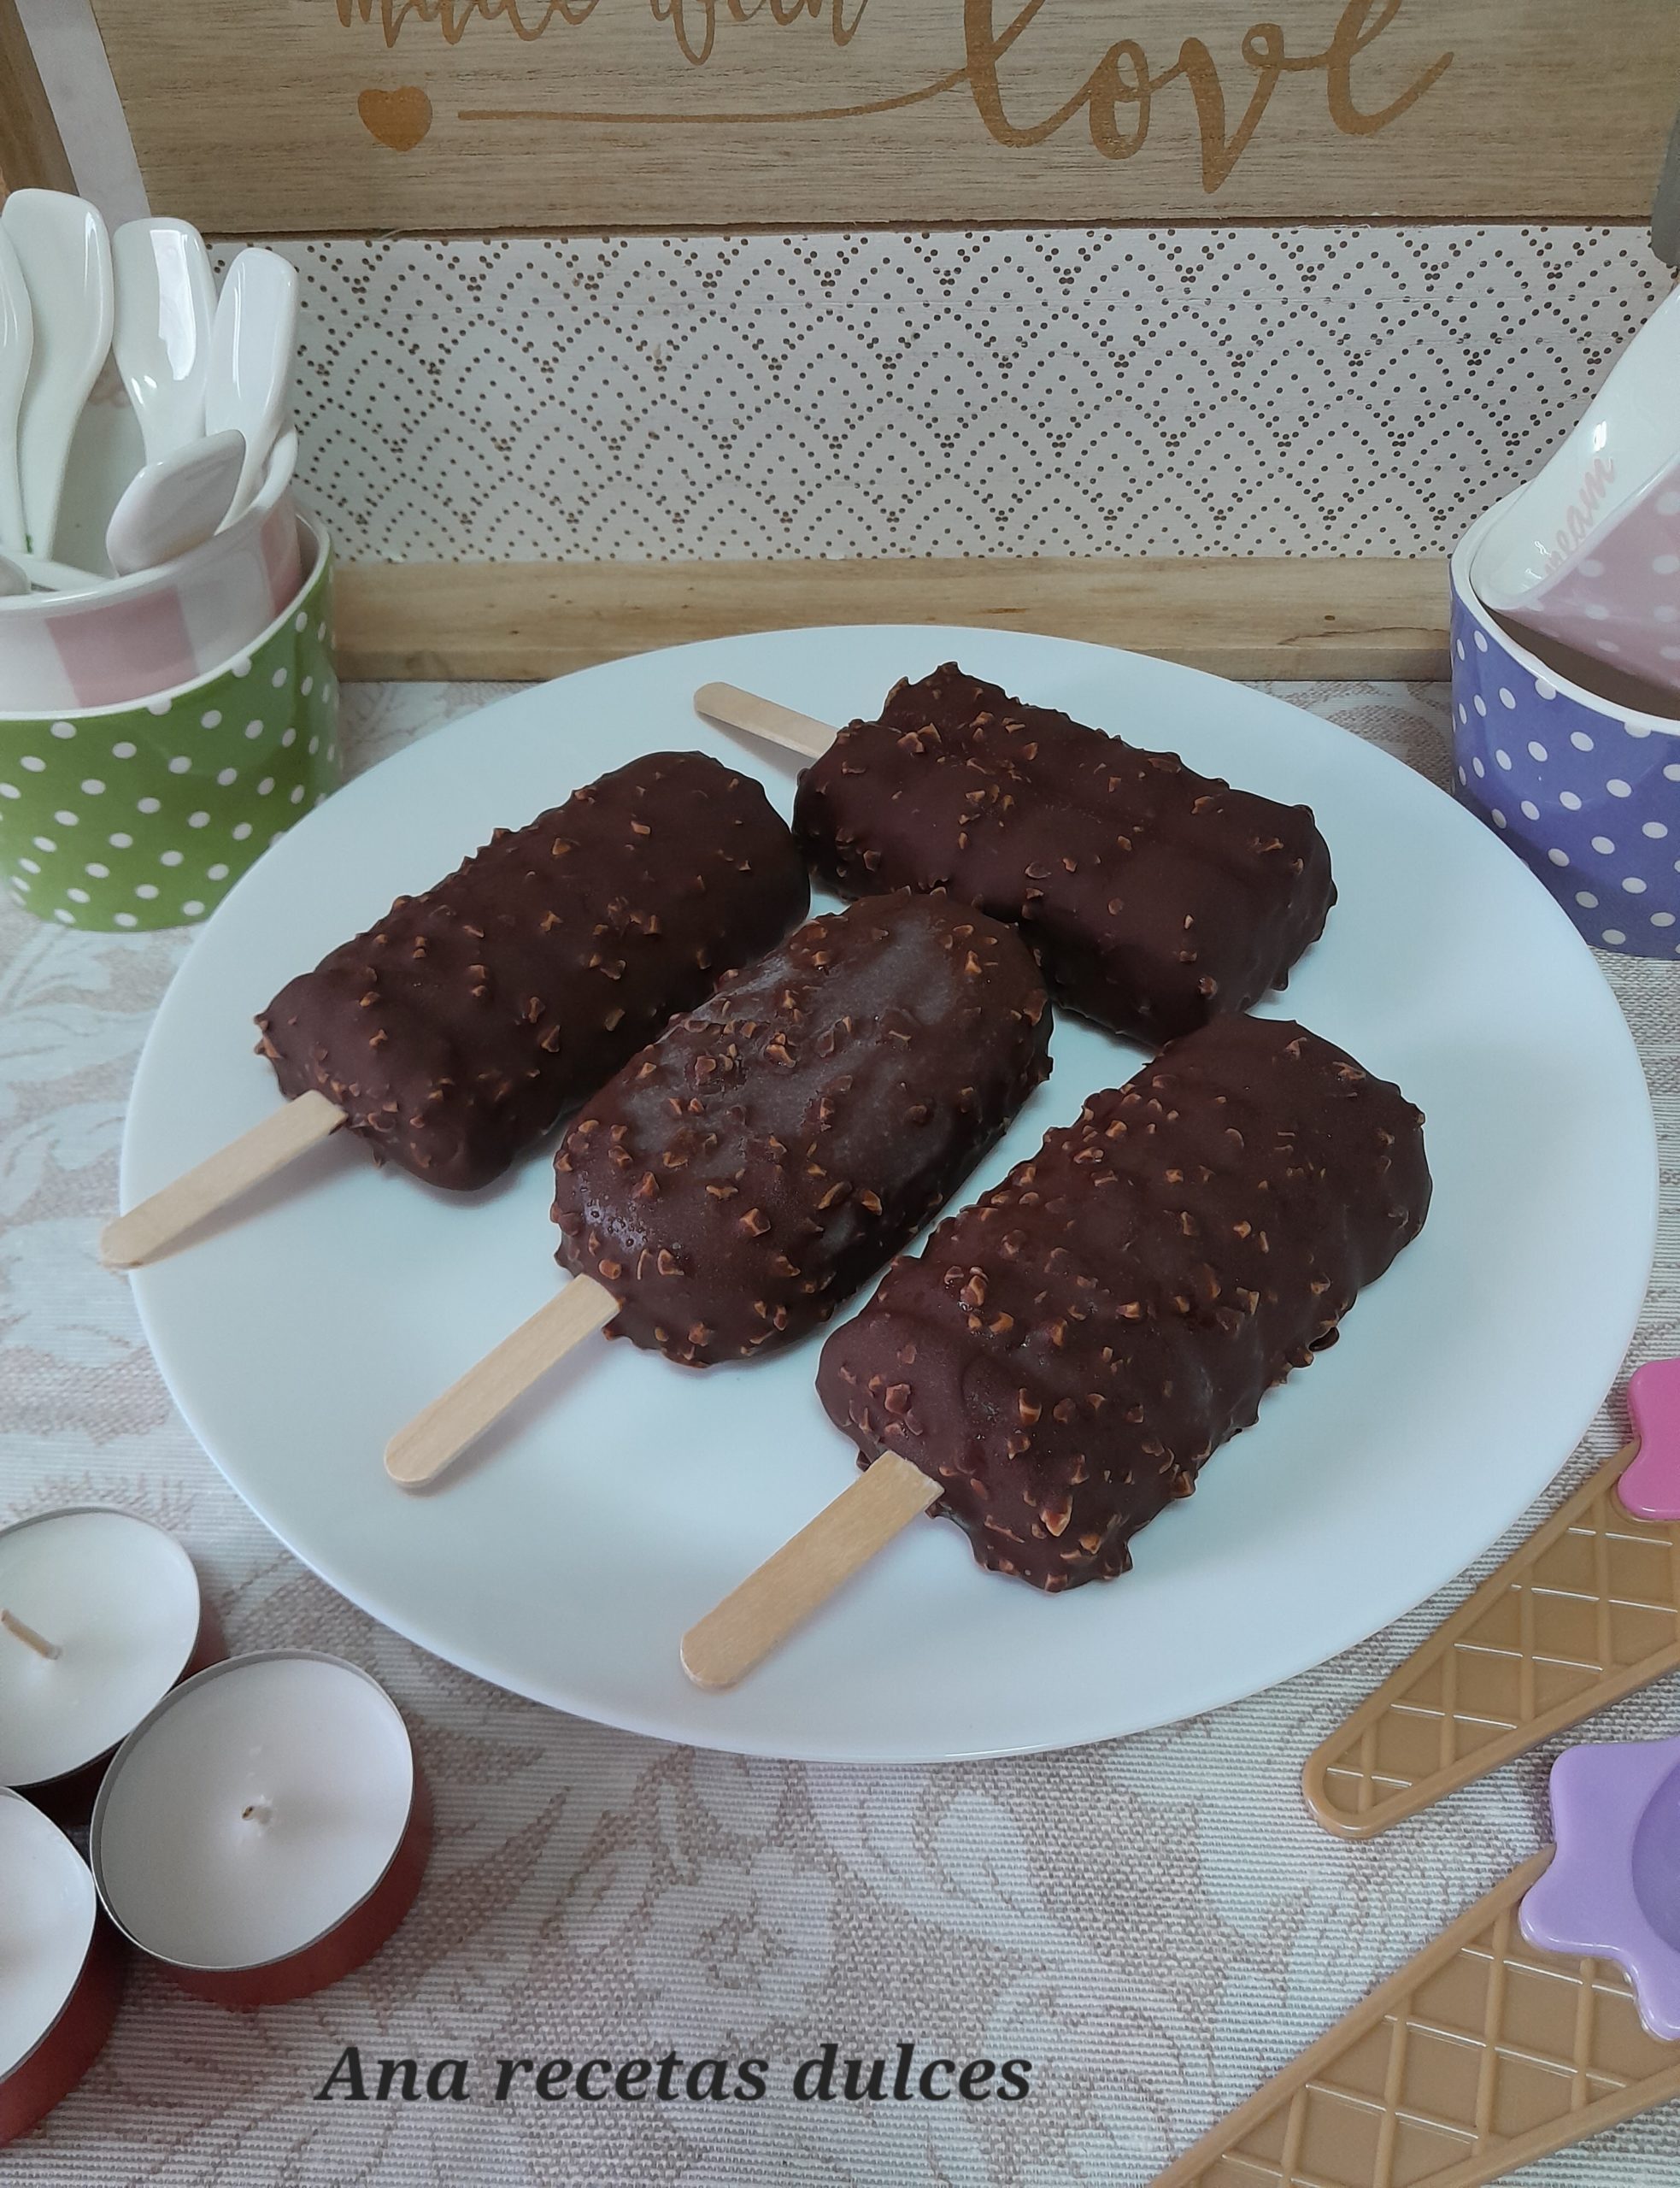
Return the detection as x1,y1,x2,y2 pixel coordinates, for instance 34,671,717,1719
1520,1734,1680,2042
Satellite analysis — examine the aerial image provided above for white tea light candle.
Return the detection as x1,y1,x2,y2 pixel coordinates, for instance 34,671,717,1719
91,1653,429,2007
0,1509,218,1816
0,1791,124,2145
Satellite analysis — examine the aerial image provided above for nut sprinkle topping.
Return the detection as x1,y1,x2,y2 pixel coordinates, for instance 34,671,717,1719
551,891,1052,1367
795,662,1334,1042
256,752,807,1191
816,1014,1429,1590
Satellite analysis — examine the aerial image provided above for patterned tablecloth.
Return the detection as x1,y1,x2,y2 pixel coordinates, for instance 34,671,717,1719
5,678,1677,2188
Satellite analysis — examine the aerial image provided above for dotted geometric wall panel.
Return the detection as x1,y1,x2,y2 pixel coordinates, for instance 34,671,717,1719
246,226,1669,564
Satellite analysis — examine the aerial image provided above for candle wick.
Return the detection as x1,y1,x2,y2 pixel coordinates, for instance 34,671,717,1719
0,1608,60,1661
242,1802,273,1826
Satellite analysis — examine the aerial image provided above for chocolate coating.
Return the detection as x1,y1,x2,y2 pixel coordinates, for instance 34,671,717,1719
794,662,1334,1041
551,891,1052,1366
256,752,808,1191
817,1014,1430,1591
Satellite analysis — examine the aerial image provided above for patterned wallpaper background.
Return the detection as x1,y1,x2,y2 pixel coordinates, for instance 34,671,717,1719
228,226,1670,564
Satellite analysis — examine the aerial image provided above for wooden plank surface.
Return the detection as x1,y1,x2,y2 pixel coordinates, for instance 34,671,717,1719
0,0,73,196
334,556,1448,683
85,0,1677,235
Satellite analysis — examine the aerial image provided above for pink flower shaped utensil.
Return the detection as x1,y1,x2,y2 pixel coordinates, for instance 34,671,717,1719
1305,1357,1680,1838
1520,1735,1680,2041
1619,1355,1680,1520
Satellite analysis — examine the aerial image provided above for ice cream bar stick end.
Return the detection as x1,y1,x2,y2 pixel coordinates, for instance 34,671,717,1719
693,682,836,762
100,1089,344,1270
681,1452,939,1690
385,1276,616,1491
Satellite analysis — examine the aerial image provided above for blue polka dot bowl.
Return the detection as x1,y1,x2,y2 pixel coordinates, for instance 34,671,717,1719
0,521,338,932
1452,498,1680,958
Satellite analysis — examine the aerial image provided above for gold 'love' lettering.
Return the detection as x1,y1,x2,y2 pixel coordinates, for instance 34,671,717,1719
960,0,1452,189
354,0,1454,200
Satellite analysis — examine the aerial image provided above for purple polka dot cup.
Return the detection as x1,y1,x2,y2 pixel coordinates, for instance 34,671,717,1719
0,522,338,932
1452,500,1680,958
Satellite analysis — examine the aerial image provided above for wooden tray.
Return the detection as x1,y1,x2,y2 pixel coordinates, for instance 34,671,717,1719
335,556,1448,683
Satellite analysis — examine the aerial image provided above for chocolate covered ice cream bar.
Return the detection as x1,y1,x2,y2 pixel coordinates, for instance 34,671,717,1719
793,663,1334,1041
256,752,808,1191
816,1014,1429,1590
551,890,1053,1366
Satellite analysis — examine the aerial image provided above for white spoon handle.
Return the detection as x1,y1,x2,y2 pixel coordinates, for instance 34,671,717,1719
3,191,113,559
111,217,216,465
0,230,32,556
206,247,298,522
10,550,102,593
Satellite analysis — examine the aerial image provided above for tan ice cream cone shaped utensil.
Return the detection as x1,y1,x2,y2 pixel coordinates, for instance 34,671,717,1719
1303,1358,1680,1841
1156,1735,1680,2188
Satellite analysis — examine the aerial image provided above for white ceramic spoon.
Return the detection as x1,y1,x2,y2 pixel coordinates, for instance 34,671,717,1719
0,231,33,556
104,429,245,576
205,247,297,522
0,547,101,596
111,217,216,465
0,190,113,560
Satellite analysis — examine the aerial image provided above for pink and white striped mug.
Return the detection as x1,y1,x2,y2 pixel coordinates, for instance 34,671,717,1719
0,435,300,714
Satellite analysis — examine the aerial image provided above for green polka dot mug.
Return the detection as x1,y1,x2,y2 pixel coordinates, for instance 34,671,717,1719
0,521,338,931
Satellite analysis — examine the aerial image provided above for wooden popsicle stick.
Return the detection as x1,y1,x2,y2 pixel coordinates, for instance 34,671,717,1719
100,1090,345,1270
681,1451,939,1690
694,680,837,761
385,1275,617,1490
0,1608,60,1660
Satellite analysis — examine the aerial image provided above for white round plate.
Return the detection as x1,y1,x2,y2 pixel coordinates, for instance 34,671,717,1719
125,627,1655,1762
